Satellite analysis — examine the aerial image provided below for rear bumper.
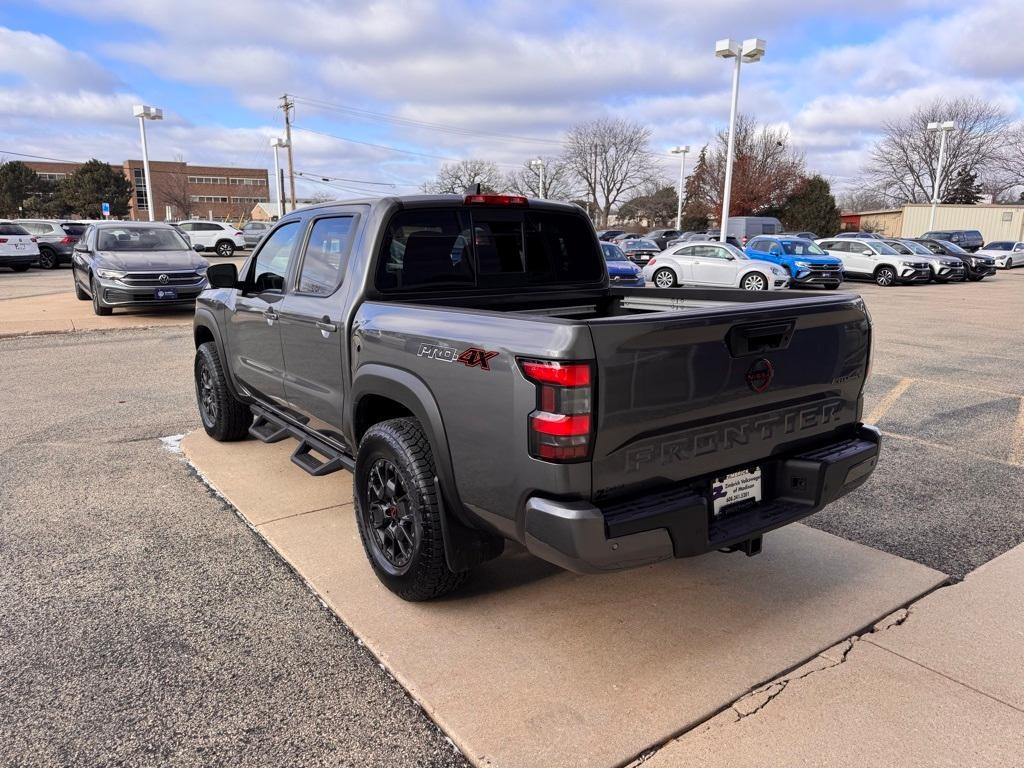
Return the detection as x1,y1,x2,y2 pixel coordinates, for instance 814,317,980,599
523,425,880,574
0,252,37,266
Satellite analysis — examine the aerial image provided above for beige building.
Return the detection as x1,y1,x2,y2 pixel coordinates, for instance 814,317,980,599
900,204,1024,241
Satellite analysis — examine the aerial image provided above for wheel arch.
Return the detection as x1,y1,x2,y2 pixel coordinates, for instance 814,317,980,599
739,269,769,287
193,310,243,401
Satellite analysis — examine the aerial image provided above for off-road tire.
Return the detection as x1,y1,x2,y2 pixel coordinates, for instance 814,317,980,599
194,341,251,441
37,248,58,269
355,418,467,601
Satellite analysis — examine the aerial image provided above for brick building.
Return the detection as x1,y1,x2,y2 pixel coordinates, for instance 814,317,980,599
24,159,269,222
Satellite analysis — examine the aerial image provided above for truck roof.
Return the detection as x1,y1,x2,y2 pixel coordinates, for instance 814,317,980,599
290,194,586,216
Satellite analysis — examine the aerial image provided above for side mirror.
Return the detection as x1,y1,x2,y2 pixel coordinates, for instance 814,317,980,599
862,249,873,255
193,243,203,252
73,242,90,253
206,262,238,289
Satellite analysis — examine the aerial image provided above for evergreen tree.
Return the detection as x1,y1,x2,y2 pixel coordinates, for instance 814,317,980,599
779,175,842,237
0,161,42,217
942,168,982,204
59,159,132,218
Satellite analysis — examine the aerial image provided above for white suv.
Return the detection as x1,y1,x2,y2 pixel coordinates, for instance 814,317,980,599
816,237,931,286
175,220,245,257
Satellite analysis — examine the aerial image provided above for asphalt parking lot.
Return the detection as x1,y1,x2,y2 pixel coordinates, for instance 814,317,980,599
1,267,1021,764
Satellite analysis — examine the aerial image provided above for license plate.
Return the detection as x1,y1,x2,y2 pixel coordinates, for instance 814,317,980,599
154,287,178,300
712,467,762,515
14,243,25,250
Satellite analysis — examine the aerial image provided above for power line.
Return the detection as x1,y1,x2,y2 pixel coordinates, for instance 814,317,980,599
290,94,565,147
294,170,400,187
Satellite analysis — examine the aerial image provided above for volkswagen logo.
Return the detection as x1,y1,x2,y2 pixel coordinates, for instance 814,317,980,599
745,358,774,393
158,274,170,284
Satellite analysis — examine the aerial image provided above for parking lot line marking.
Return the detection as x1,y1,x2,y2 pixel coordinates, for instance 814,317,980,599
867,377,914,424
881,430,1022,470
1008,398,1024,467
883,375,1024,399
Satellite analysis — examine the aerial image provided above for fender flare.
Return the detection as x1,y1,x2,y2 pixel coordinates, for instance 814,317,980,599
348,365,502,571
193,309,243,401
348,364,465,523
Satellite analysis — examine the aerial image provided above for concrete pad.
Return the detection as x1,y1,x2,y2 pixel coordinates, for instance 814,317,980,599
182,430,946,768
868,542,1024,711
0,291,192,337
641,642,1024,768
184,434,351,524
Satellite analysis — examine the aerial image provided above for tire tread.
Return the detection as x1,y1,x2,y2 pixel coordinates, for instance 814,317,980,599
195,342,251,441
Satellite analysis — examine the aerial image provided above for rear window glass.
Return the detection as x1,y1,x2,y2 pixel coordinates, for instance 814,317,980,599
0,224,30,235
61,223,87,236
375,207,602,292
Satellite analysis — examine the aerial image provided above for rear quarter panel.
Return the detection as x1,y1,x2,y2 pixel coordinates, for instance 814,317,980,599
352,302,596,540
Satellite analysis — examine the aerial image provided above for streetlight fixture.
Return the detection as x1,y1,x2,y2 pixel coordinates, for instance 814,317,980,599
927,120,956,231
530,157,546,199
714,37,766,243
132,104,163,222
270,137,288,218
669,145,690,230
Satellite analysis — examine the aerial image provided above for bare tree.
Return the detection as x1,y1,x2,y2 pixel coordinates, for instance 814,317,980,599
865,97,1010,205
505,156,577,201
983,122,1024,202
422,160,505,194
683,115,805,220
562,118,661,226
162,154,193,220
836,188,890,213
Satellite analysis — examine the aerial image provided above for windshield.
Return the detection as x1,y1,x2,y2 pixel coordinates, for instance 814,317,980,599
97,226,190,251
899,240,933,255
781,240,825,256
601,243,629,261
0,223,30,235
984,242,1011,250
60,223,87,236
937,240,968,254
623,239,658,250
866,241,899,255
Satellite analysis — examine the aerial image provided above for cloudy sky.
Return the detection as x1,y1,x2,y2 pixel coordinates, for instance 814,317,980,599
1,0,1021,200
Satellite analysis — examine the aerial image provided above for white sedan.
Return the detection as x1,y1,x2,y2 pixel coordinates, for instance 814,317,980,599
643,241,790,290
975,241,1024,269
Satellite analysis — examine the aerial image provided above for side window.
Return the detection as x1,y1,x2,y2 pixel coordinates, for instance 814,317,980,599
200,223,222,232
375,209,474,291
768,242,783,256
297,216,355,295
178,222,194,232
747,238,763,251
825,241,845,252
249,221,300,293
1015,243,1024,252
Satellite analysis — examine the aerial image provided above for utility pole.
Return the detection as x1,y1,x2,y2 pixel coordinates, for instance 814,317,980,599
928,120,956,231
281,94,297,212
531,158,546,199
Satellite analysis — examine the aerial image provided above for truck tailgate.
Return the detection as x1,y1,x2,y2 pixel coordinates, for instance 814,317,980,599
587,294,870,499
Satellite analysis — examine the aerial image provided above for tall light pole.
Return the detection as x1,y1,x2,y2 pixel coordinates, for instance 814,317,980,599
530,157,546,199
928,120,956,231
714,38,765,243
270,138,288,219
132,104,163,221
670,145,690,230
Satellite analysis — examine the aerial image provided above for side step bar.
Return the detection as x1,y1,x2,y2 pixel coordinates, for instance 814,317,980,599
249,405,354,477
249,410,291,443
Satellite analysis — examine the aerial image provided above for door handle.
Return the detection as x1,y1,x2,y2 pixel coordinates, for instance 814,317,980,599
263,307,278,325
316,316,337,337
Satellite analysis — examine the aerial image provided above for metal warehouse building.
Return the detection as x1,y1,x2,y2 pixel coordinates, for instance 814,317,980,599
900,204,1024,241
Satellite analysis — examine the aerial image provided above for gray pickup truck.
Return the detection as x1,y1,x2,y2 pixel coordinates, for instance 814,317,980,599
193,192,880,601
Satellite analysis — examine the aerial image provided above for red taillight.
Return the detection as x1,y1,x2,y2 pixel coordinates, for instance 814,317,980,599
520,360,590,386
234,231,243,236
0,238,7,244
520,358,594,463
648,258,657,266
30,237,38,242
464,194,528,206
60,236,76,244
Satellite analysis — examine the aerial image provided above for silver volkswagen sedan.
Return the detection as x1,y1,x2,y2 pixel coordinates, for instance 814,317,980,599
72,221,209,315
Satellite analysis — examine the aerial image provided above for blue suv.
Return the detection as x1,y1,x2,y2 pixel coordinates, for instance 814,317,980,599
745,236,843,289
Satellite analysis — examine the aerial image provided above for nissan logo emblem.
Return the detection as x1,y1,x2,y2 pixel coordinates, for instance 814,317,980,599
745,358,774,393
158,274,170,284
